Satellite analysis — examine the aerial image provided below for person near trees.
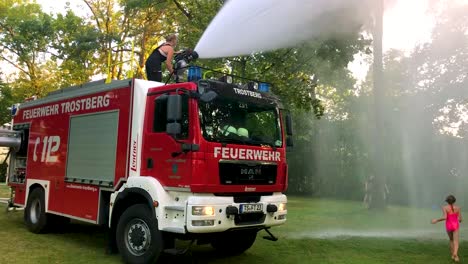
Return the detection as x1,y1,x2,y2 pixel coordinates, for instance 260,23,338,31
363,175,375,208
363,174,390,208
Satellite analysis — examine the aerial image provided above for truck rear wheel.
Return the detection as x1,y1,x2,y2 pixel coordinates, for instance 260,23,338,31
116,204,163,264
211,229,257,255
24,188,49,233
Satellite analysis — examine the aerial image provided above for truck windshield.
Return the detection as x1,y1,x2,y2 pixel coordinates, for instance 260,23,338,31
199,98,282,147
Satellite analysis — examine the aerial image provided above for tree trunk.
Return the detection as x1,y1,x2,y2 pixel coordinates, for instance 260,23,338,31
369,0,387,210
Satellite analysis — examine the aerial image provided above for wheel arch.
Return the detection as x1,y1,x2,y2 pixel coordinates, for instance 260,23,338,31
24,183,49,233
28,183,44,195
25,179,50,211
108,188,156,250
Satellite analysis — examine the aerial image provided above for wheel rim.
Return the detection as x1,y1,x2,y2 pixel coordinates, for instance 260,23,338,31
30,199,41,224
124,218,152,256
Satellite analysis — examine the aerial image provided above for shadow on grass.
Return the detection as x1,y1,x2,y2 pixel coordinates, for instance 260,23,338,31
36,218,263,263
158,246,269,264
1,208,254,263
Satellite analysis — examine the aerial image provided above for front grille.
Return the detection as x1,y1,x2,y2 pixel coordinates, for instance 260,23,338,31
234,195,260,203
219,161,277,185
234,212,266,225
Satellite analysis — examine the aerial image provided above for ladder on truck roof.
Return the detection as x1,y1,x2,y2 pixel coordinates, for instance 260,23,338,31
19,78,133,109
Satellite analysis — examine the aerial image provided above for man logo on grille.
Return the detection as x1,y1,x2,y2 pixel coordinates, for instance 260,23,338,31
241,168,261,175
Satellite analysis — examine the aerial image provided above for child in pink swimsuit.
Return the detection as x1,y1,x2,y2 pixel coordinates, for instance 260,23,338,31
432,195,463,262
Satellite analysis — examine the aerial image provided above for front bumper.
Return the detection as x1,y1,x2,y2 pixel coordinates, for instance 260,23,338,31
186,193,287,233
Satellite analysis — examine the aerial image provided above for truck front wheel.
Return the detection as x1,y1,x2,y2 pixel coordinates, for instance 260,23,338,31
24,187,49,233
211,229,257,255
116,204,163,264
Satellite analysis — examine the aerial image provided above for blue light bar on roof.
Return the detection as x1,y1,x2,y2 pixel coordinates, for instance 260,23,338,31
188,66,202,82
10,104,19,116
258,82,270,92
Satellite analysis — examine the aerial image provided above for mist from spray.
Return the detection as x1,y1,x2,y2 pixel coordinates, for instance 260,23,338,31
371,0,468,211
289,229,446,240
292,0,468,240
194,0,373,58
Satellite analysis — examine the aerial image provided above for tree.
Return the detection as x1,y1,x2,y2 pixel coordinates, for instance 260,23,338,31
0,0,56,97
0,0,374,199
51,9,101,86
0,78,14,126
82,0,180,80
0,1,103,98
414,0,468,138
355,0,468,207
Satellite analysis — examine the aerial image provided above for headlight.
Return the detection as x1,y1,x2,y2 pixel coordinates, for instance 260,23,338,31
192,206,215,216
278,203,287,211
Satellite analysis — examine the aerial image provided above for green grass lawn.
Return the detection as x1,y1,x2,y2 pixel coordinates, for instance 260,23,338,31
0,183,11,198
0,184,464,264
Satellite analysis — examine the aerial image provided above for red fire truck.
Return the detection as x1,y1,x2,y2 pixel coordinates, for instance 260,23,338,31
2,75,292,263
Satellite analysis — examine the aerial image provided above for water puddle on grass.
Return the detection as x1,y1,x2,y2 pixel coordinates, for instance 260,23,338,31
287,229,468,241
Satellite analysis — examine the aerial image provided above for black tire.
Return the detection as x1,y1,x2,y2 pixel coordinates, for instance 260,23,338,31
211,229,258,255
116,204,163,264
24,188,49,233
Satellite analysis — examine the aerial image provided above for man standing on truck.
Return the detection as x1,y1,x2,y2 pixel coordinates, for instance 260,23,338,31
145,34,178,82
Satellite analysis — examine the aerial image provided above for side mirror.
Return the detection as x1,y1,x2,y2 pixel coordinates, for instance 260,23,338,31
286,137,294,147
155,94,168,103
166,94,182,136
166,123,181,136
285,113,293,136
200,91,218,103
167,94,182,121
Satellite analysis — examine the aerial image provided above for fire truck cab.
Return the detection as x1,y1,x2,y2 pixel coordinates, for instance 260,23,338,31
2,76,292,263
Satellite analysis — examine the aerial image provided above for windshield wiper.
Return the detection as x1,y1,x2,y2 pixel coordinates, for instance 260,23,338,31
214,135,277,150
244,138,277,150
216,137,246,145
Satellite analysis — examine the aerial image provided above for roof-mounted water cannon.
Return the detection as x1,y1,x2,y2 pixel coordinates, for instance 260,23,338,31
173,49,199,83
175,49,199,64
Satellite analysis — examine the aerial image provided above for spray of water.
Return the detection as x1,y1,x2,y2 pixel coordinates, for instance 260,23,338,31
193,0,468,241
288,229,450,240
195,0,373,58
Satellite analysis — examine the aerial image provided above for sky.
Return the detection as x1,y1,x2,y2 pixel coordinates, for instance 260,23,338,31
35,0,435,52
383,0,434,52
7,0,437,81
349,0,434,82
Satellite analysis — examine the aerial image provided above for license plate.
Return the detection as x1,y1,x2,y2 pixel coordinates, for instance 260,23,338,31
239,204,263,214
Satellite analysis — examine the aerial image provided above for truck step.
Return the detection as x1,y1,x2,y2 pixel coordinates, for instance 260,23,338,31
161,227,185,234
263,235,278,241
262,228,279,241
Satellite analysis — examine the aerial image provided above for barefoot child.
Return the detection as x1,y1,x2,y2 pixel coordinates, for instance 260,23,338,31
432,195,463,262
